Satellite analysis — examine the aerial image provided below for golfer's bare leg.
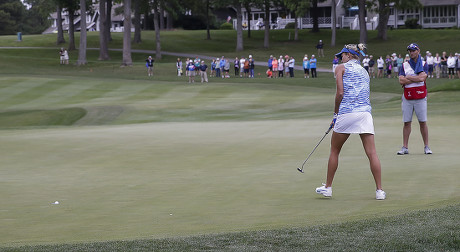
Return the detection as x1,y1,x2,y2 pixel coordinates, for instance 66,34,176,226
326,132,349,188
403,121,411,148
360,134,382,190
419,121,429,147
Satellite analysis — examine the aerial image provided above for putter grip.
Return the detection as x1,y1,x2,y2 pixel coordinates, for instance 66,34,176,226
326,125,333,134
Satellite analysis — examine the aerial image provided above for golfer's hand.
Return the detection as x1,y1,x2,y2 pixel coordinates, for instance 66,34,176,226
330,113,338,129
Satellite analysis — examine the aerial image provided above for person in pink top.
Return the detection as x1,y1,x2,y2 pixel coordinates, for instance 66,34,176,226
272,57,278,78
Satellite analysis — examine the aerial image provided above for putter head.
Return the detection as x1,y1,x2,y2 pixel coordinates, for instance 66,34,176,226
297,167,304,173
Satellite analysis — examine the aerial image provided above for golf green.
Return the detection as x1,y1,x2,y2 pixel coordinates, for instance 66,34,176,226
1,114,458,245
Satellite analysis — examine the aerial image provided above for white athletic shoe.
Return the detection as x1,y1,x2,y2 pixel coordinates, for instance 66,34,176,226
397,146,409,155
315,183,332,197
376,189,386,200
424,146,433,154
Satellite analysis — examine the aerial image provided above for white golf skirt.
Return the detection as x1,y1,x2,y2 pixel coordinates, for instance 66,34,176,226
334,112,375,134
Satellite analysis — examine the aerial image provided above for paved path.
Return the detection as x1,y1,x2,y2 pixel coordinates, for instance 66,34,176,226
0,46,333,72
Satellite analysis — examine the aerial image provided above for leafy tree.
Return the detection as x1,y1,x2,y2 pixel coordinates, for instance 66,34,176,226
21,0,52,34
284,0,309,41
368,0,422,40
0,0,25,35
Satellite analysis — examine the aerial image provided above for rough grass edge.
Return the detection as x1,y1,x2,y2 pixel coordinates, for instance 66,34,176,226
2,203,458,252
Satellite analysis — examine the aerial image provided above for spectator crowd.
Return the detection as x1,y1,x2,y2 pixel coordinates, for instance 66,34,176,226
358,51,460,80
145,47,460,82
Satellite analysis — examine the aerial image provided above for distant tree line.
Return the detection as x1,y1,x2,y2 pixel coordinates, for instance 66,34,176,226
2,0,421,67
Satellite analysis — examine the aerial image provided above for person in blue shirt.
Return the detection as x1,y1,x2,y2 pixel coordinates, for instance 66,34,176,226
219,57,226,79
397,43,431,155
187,62,196,83
315,43,385,200
309,55,317,78
268,55,273,71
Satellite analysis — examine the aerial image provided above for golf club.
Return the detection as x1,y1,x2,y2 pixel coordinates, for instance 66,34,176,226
297,125,333,173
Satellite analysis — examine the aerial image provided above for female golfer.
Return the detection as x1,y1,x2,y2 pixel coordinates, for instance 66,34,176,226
316,44,386,200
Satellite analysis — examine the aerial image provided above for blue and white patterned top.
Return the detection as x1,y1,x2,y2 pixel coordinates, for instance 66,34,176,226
339,59,372,115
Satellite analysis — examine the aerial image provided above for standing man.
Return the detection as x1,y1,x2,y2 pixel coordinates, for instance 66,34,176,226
310,55,317,78
249,55,255,78
316,40,324,57
368,55,375,78
288,56,295,78
200,60,208,83
426,52,434,78
397,43,432,155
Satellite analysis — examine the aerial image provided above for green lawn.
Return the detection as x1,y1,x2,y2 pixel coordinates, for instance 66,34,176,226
0,29,459,250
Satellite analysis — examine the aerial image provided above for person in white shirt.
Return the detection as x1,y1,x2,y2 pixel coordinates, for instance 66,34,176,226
239,57,245,77
457,53,460,79
288,56,295,77
377,56,384,78
278,55,284,78
362,55,370,73
433,53,441,79
426,53,434,78
447,53,456,79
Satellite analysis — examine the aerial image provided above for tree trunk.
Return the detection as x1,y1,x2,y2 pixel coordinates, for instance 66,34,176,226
235,3,243,51
56,5,65,44
159,6,165,30
294,13,298,41
133,0,142,43
153,3,161,60
331,0,336,47
106,0,113,41
206,0,211,40
311,0,319,32
377,0,390,40
245,3,251,38
122,0,132,66
98,0,110,60
77,0,87,65
263,1,269,48
358,0,367,44
166,11,173,30
68,11,76,51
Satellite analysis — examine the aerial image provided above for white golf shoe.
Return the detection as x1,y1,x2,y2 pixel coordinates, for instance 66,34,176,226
376,189,386,200
424,146,433,154
397,146,409,155
315,183,332,197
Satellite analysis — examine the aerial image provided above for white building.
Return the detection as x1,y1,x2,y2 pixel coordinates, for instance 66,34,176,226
42,3,133,34
234,0,460,30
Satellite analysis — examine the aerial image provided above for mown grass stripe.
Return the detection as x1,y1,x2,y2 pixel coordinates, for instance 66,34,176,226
0,79,69,110
60,81,125,106
0,77,51,104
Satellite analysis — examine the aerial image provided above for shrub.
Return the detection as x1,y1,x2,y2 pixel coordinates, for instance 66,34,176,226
284,22,295,29
405,18,421,29
220,22,233,30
